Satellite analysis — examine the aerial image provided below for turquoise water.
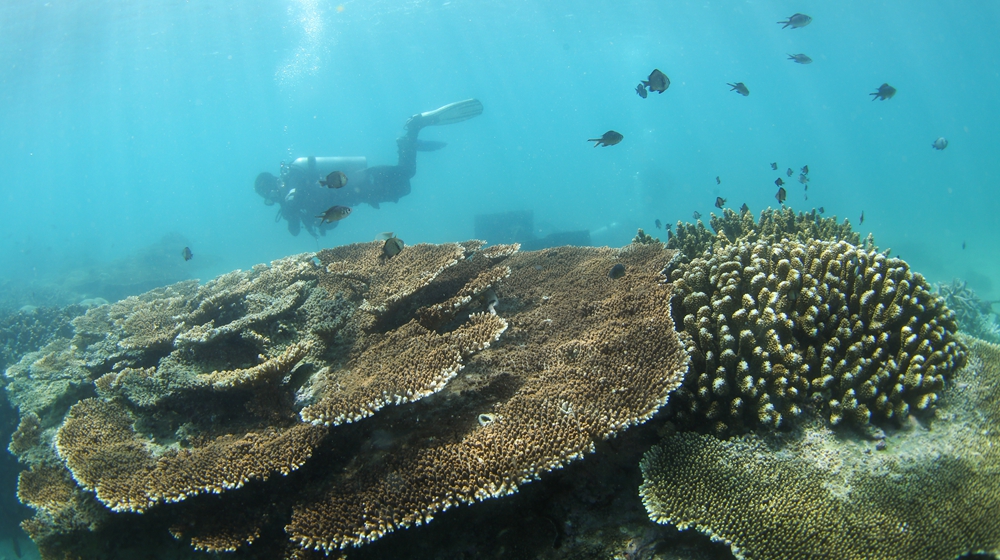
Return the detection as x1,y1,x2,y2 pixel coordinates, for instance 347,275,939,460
1,1,999,555
1,0,998,306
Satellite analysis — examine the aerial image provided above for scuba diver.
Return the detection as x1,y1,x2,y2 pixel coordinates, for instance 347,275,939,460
254,99,484,237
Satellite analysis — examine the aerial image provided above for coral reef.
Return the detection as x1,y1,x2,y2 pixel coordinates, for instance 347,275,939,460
668,236,965,434
287,243,688,552
6,240,688,558
936,279,1000,343
639,335,1000,560
667,206,864,261
0,305,86,374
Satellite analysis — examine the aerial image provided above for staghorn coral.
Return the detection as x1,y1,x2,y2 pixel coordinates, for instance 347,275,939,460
639,335,1000,560
286,243,688,552
669,236,965,434
668,206,863,261
936,279,1000,343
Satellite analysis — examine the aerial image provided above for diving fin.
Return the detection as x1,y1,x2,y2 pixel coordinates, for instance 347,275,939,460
410,99,483,127
415,139,447,152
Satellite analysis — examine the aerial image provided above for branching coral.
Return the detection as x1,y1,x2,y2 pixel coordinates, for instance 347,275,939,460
936,279,1000,343
668,206,863,261
669,236,965,434
640,335,1000,560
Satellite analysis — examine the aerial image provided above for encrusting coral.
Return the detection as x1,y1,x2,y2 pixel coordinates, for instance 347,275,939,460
668,235,965,434
639,334,1000,560
6,239,688,558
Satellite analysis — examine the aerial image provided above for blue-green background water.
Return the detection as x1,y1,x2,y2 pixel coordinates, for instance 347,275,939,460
2,0,999,308
1,0,999,555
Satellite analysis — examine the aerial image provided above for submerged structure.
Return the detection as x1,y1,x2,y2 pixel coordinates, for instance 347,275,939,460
2,210,995,559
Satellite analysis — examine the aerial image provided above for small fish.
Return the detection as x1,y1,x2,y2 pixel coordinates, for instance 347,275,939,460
727,82,750,96
643,69,670,93
798,174,810,185
778,13,812,29
716,176,721,184
665,223,673,232
771,162,778,170
775,187,787,204
182,247,193,261
635,83,648,99
786,168,793,177
608,263,626,280
588,130,623,147
962,241,966,250
788,53,813,64
374,231,395,241
740,203,750,214
383,236,404,258
316,205,352,223
818,206,825,214
654,219,662,229
319,170,348,188
692,211,702,220
804,192,808,200
932,137,948,150
859,211,864,224
801,165,809,174
775,177,785,187
715,196,726,209
870,83,896,101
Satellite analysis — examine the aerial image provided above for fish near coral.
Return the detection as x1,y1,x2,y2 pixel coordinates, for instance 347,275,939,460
932,137,948,150
382,236,404,258
727,82,750,96
777,13,812,29
643,69,670,93
588,130,623,147
740,203,749,214
608,263,626,279
775,186,786,204
692,211,702,220
715,197,726,209
859,210,865,224
870,83,896,101
655,219,662,229
316,205,352,223
788,53,812,64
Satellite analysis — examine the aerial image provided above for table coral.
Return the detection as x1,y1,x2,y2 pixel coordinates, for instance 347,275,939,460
286,243,688,553
639,335,1000,560
669,236,965,434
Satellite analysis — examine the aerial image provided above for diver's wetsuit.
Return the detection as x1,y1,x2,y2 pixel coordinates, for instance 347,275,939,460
256,100,482,237
256,126,420,238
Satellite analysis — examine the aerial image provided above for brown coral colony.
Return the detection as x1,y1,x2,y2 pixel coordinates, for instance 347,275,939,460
669,235,965,434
